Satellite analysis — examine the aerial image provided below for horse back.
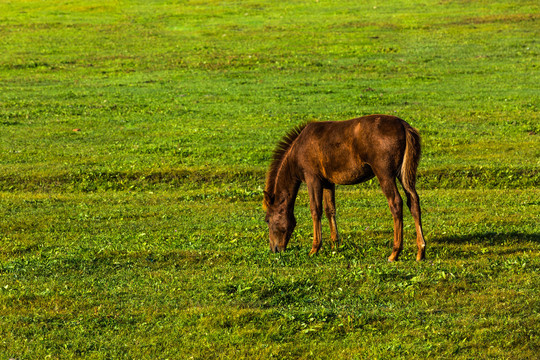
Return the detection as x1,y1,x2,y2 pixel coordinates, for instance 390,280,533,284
293,115,408,185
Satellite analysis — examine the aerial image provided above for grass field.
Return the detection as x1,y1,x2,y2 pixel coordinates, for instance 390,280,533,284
1,0,539,359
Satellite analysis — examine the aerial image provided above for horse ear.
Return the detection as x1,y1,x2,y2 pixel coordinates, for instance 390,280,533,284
263,191,274,210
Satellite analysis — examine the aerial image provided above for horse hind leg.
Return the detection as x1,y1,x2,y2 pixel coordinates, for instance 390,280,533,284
323,185,340,250
400,179,426,261
377,175,404,262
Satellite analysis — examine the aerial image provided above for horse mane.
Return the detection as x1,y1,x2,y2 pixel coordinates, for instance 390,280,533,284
265,122,310,203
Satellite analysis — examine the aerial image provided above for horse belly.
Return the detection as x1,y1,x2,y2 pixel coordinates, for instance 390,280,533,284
326,163,375,185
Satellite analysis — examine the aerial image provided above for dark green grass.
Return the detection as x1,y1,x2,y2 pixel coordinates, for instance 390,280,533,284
1,188,539,359
1,0,539,359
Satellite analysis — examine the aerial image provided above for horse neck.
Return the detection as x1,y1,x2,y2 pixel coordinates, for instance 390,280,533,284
274,156,301,211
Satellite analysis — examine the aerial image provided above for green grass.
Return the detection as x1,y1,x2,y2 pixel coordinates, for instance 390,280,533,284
1,0,539,359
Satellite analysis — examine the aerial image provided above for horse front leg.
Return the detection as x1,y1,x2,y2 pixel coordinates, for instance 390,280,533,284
323,185,340,250
307,178,323,255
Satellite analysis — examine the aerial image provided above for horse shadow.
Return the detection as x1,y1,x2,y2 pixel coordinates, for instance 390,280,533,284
433,231,540,245
335,230,539,260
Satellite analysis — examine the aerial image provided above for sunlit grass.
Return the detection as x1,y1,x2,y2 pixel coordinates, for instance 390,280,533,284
1,0,539,358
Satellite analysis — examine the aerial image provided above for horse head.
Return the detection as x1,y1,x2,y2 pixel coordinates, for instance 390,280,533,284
264,191,296,252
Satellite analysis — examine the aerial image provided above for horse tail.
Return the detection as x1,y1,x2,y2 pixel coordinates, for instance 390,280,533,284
400,122,422,193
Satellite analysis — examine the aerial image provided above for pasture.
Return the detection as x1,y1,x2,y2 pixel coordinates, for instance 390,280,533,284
0,0,539,359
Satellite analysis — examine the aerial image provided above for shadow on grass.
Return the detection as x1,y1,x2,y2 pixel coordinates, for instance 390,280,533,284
433,231,540,245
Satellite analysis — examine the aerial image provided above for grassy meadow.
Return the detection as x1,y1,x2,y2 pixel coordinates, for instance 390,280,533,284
1,0,539,358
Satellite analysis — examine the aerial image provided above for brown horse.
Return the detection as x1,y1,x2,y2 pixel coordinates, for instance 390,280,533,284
263,114,426,261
